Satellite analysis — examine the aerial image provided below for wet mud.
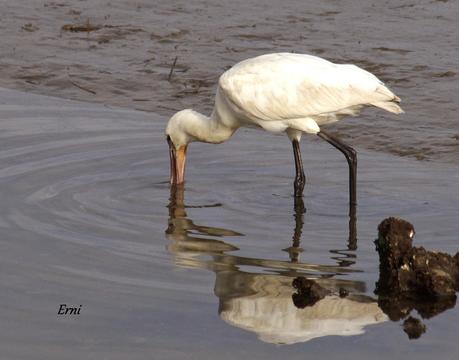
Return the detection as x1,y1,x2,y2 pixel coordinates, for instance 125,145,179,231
0,0,458,163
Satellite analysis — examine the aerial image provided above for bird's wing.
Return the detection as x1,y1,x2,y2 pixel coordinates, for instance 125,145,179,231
219,53,401,122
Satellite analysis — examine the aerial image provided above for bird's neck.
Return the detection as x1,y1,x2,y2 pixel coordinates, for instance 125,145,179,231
184,110,235,144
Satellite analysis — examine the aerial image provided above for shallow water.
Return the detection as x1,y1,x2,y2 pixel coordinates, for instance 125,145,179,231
1,88,459,359
0,0,458,163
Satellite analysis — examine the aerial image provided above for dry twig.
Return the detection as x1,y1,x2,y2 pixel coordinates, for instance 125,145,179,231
168,56,178,82
67,73,97,95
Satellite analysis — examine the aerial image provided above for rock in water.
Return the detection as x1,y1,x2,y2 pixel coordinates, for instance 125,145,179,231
375,217,459,298
292,277,331,308
403,316,426,339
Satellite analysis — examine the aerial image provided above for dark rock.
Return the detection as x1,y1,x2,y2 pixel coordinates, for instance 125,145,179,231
454,251,459,265
403,316,426,339
377,291,456,321
374,218,459,338
375,217,459,298
292,277,331,309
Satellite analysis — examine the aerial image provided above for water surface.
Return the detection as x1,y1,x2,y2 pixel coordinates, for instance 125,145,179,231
1,88,459,359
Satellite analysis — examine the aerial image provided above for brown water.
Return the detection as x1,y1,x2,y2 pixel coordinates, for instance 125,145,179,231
1,88,459,359
0,0,458,163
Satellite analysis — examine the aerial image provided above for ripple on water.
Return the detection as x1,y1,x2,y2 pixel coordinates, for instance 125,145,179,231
2,89,459,352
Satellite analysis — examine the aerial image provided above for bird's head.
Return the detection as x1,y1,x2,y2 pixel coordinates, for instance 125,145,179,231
165,110,195,185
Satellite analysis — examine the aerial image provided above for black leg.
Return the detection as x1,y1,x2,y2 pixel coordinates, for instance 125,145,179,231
348,206,357,250
292,139,306,198
283,196,305,263
291,196,305,262
317,130,357,215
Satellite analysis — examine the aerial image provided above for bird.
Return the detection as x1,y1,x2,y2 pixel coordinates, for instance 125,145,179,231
166,53,403,211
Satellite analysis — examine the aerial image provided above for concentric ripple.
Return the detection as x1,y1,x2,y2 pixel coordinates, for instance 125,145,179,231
1,111,170,264
2,89,459,353
1,88,458,296
0,89,366,286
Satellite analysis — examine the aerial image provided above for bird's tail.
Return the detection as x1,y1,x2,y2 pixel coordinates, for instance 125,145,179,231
372,86,404,114
371,100,404,114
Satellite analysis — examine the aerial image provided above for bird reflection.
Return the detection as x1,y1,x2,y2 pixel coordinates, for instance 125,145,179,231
165,186,386,344
166,186,241,255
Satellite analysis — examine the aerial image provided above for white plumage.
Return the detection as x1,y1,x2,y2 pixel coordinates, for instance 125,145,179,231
218,53,402,130
166,53,403,206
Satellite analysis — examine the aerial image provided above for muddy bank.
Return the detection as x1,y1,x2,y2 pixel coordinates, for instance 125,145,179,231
0,0,458,163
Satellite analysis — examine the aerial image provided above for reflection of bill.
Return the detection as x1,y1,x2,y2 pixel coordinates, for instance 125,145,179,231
165,186,387,344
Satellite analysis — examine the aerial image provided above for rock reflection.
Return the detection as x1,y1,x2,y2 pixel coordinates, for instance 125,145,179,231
374,217,459,339
165,186,386,344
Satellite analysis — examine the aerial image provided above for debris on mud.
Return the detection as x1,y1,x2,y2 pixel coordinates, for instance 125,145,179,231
22,23,39,32
62,21,102,32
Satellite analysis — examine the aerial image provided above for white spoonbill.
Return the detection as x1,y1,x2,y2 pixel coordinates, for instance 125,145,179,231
166,53,403,208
